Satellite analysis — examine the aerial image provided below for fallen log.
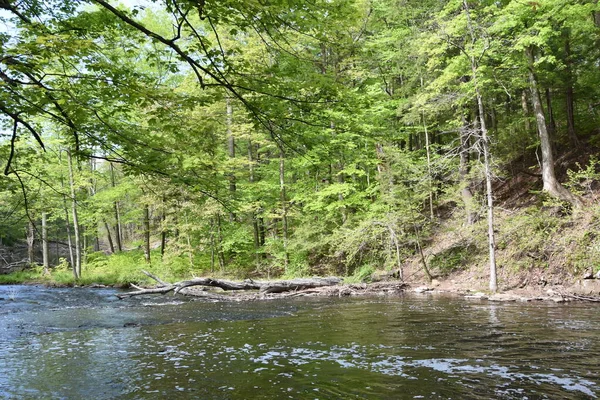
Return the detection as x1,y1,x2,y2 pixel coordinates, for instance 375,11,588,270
558,291,600,303
116,271,342,300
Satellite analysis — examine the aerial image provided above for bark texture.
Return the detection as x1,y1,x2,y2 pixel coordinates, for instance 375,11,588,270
116,271,342,300
527,47,583,207
464,0,497,292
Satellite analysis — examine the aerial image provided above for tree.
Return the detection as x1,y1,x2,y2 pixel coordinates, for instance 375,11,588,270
489,0,592,207
462,0,497,292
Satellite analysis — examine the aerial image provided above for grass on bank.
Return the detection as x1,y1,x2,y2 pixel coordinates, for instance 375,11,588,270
0,249,206,286
3,199,600,288
417,199,600,287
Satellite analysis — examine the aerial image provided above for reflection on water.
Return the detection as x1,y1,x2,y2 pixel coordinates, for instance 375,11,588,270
0,285,598,399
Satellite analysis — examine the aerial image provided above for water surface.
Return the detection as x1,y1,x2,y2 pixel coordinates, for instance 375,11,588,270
0,285,598,399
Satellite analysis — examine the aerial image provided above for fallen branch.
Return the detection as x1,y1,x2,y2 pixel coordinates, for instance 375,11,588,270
116,272,342,299
142,270,170,287
558,292,600,303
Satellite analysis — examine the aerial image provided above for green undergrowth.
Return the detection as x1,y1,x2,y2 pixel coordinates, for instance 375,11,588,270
0,270,42,285
3,202,600,288
0,249,209,287
423,200,600,283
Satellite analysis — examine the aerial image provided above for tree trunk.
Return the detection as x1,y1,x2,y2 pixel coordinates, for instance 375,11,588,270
385,223,403,281
104,220,115,254
258,216,266,246
460,113,477,225
61,187,75,269
521,90,532,134
89,157,100,253
143,204,151,264
527,47,582,207
422,112,435,220
183,214,194,269
209,218,215,273
248,140,260,266
160,197,167,258
414,224,432,283
227,96,236,221
216,213,225,272
114,202,123,251
27,220,35,266
330,121,347,224
110,163,123,252
278,146,290,271
67,150,81,279
545,88,557,139
564,37,579,147
490,105,497,133
82,226,88,266
464,0,497,292
42,212,49,274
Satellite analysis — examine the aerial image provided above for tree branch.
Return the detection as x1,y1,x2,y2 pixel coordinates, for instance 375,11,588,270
4,120,18,176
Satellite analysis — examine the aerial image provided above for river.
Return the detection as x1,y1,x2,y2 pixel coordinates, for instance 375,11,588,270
0,285,598,399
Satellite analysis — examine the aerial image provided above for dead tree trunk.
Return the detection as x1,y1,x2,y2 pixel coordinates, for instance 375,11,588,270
460,113,477,225
67,150,81,279
464,0,497,292
116,271,342,299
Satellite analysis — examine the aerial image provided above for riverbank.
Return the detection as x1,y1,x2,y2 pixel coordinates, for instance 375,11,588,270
3,163,600,299
2,263,600,303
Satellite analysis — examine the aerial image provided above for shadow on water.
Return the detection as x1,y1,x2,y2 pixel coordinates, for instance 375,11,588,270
0,285,598,399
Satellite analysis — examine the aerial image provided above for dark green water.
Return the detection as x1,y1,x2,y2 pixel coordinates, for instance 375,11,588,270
0,285,598,399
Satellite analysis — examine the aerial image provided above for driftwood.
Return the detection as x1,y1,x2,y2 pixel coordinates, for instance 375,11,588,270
116,270,343,300
279,282,408,298
558,291,600,303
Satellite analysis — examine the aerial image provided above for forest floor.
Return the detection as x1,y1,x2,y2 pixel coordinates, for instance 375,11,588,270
398,143,600,301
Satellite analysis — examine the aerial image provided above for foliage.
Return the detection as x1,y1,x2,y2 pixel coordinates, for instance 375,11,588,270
1,0,599,285
429,243,477,277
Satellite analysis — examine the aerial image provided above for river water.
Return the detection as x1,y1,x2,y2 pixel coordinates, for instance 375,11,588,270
0,285,598,399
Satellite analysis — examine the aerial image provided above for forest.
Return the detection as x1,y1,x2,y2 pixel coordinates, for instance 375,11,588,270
1,0,599,292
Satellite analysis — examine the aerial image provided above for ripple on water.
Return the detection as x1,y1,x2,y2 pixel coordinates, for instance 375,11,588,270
0,292,598,399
